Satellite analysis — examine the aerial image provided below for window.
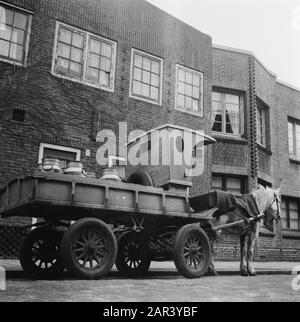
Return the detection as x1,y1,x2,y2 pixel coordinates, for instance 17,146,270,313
257,104,267,146
0,3,32,65
130,49,163,105
52,22,117,91
212,91,243,135
288,118,300,160
212,175,246,195
281,197,300,230
38,143,81,169
176,65,203,115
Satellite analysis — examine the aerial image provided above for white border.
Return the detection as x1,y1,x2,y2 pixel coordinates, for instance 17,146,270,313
51,21,117,93
175,64,204,117
129,48,163,106
38,143,81,164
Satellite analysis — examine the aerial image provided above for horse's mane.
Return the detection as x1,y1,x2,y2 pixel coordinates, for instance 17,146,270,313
251,185,278,213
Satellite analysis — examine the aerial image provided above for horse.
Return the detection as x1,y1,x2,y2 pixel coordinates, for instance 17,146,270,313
207,185,281,277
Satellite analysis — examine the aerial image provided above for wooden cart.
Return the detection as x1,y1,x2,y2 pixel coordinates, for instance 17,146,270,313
0,172,219,279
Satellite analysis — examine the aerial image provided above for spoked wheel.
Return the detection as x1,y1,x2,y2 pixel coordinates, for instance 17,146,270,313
115,232,151,276
60,218,117,279
173,224,211,278
19,226,64,279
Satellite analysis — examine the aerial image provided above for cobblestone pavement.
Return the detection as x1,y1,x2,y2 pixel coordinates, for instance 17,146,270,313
0,274,300,302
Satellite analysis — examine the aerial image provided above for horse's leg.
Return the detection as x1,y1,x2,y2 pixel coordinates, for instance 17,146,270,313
240,233,249,276
207,237,218,276
247,222,259,276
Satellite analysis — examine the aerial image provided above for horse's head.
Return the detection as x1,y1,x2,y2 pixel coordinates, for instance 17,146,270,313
266,187,281,224
254,185,281,224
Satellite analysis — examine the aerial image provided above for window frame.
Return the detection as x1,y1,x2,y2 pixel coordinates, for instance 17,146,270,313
38,143,81,165
51,21,117,92
288,117,300,161
212,90,244,137
0,1,33,66
129,48,163,106
281,197,300,231
175,64,204,117
211,174,247,194
257,104,267,147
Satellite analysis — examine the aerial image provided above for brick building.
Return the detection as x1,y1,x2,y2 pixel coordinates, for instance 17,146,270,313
0,0,299,260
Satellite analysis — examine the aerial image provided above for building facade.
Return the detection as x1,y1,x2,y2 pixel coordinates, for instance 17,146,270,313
0,0,299,260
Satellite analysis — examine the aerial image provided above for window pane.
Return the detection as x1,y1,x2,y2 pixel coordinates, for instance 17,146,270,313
134,54,142,68
142,83,150,97
225,94,239,105
186,84,192,97
89,53,100,68
212,101,222,132
11,28,24,44
72,33,84,48
58,43,70,59
226,103,240,134
192,99,199,112
0,25,12,41
296,124,300,159
100,57,111,72
150,86,159,100
133,68,142,81
226,177,241,194
132,80,142,95
151,61,160,74
99,71,109,86
186,72,192,85
89,38,101,53
87,67,99,83
101,43,112,58
1,8,14,25
212,176,222,190
177,94,185,108
192,86,200,99
59,28,72,44
71,47,82,63
57,57,69,72
0,39,9,56
288,122,294,155
178,82,185,94
9,43,22,61
13,12,27,29
212,92,222,101
142,70,150,84
178,69,185,82
193,74,200,87
186,97,192,110
151,73,159,87
143,57,151,71
69,62,82,79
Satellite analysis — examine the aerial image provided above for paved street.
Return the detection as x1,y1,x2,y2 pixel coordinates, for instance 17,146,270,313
0,261,300,302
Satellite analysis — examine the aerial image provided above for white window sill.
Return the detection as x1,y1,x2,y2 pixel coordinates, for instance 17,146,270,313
51,72,115,93
129,94,161,106
0,57,25,67
175,107,203,117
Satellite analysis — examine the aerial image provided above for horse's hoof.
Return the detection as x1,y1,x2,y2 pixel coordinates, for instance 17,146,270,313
240,270,249,277
205,269,218,276
248,271,257,277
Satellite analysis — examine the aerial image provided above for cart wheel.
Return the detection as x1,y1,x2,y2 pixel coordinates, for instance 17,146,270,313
60,218,117,279
115,232,151,276
173,224,211,278
19,226,64,279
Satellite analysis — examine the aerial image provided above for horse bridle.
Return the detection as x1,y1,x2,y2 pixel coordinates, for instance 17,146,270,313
269,192,281,222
